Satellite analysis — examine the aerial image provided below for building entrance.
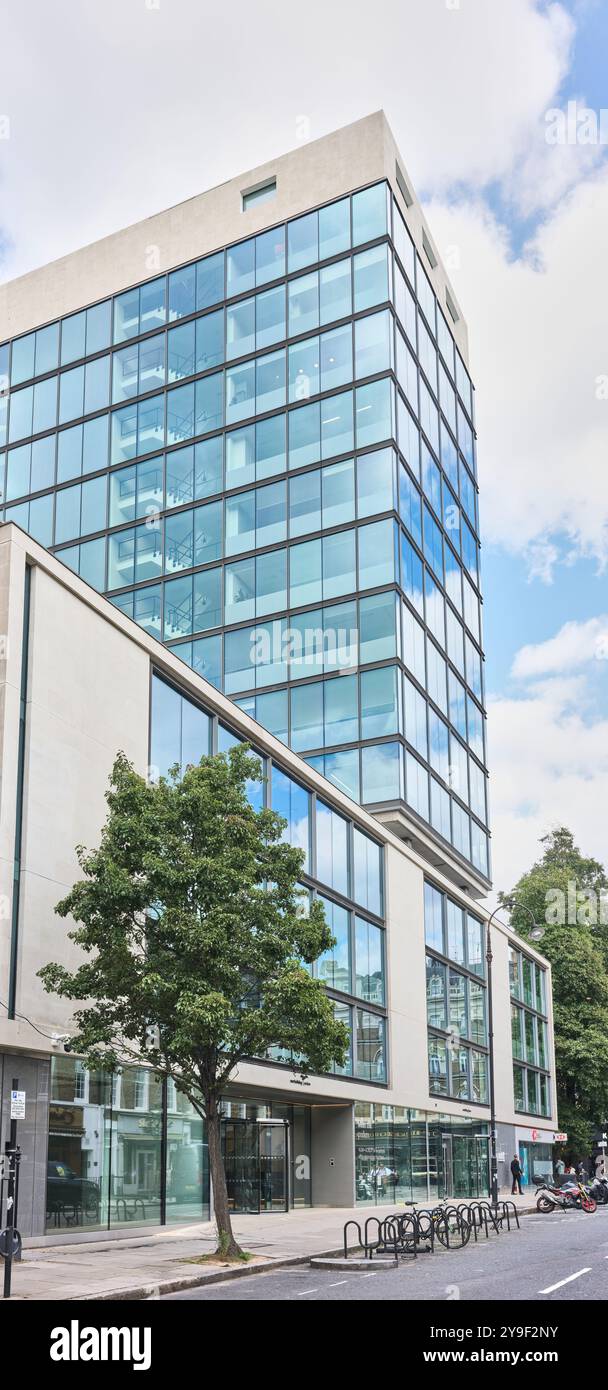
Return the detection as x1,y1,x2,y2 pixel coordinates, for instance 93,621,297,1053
223,1119,289,1213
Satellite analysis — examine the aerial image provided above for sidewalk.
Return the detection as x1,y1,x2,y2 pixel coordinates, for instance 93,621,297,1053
9,1192,534,1301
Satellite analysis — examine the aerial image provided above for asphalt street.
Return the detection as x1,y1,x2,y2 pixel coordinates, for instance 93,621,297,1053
162,1206,608,1301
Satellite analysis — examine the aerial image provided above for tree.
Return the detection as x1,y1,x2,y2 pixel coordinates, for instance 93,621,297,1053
39,747,348,1259
501,827,608,1155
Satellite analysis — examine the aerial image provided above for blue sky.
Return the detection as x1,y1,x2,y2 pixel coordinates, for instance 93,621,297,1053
1,0,607,892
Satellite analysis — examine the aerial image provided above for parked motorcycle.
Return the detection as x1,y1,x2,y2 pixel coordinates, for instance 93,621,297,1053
535,1179,597,1213
588,1176,608,1205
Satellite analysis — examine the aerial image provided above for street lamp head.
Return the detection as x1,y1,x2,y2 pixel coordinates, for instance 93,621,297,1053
530,926,545,943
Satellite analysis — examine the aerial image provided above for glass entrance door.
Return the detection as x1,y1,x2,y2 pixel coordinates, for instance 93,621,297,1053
223,1121,259,1213
223,1120,288,1213
259,1123,288,1211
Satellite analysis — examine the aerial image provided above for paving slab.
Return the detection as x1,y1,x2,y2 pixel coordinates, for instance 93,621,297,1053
10,1191,536,1300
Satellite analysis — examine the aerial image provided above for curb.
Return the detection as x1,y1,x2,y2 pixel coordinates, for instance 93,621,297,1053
69,1248,346,1302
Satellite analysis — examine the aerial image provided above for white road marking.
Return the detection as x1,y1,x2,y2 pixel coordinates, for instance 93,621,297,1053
296,1288,319,1295
328,1279,348,1287
539,1267,592,1294
361,1272,377,1278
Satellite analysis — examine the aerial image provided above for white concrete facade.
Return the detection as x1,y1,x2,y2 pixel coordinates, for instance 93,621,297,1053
0,523,558,1231
0,112,469,362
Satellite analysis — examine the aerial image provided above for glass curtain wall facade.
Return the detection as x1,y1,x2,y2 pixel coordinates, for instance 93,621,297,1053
47,1056,209,1232
0,179,489,879
424,881,489,1105
355,1104,489,1204
509,947,551,1118
150,669,388,1085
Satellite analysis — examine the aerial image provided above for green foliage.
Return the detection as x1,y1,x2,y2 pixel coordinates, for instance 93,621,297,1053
39,746,349,1093
39,746,349,1252
502,827,608,1153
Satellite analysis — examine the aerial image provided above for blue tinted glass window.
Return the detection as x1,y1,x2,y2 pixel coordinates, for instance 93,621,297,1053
31,435,55,491
197,252,224,310
355,309,392,379
323,458,355,529
288,400,320,469
35,323,59,376
226,362,255,424
271,767,310,869
28,492,54,547
321,324,352,392
113,288,139,344
321,388,353,457
359,591,396,665
353,245,390,312
361,665,399,739
353,828,382,915
320,259,352,326
291,681,323,752
288,211,318,272
224,556,255,624
358,518,396,589
61,312,86,365
193,566,221,632
9,386,33,442
11,335,35,386
319,198,350,259
355,378,392,450
32,377,57,434
227,239,255,298
355,917,384,1004
255,226,285,285
256,413,285,479
168,263,196,321
256,285,285,351
324,672,358,745
288,271,319,337
225,424,254,488
352,183,388,245
86,302,112,355
357,446,394,518
84,355,110,414
361,741,401,802
316,800,348,896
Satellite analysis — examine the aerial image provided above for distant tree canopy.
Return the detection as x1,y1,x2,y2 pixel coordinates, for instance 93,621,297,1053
502,827,608,1154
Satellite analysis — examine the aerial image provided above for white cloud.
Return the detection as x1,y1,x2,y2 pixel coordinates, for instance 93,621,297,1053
427,168,608,573
487,671,608,892
0,0,578,279
512,616,608,678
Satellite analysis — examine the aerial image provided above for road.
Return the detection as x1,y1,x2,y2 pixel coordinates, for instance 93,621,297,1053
162,1207,608,1301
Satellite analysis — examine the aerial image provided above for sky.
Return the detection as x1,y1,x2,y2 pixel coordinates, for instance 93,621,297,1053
1,0,606,898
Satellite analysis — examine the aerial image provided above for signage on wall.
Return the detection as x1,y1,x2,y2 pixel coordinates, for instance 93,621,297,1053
9,1091,26,1120
553,1132,568,1143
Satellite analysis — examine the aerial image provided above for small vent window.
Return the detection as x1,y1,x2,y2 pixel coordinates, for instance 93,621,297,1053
445,289,459,324
395,161,413,207
422,229,438,269
242,179,277,212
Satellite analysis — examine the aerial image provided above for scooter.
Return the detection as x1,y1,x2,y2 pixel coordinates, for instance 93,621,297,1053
588,1176,608,1205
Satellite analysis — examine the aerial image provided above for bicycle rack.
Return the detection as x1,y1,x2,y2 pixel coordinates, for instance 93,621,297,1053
342,1198,520,1262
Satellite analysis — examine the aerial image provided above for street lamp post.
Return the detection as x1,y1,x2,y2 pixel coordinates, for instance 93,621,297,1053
485,900,542,1211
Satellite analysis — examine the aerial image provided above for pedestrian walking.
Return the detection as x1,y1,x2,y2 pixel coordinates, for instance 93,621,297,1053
510,1154,523,1195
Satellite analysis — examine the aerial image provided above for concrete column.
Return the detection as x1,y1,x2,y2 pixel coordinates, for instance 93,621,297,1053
0,1053,50,1236
310,1104,354,1206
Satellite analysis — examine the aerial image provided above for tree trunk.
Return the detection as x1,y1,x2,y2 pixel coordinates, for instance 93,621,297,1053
205,1093,244,1259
